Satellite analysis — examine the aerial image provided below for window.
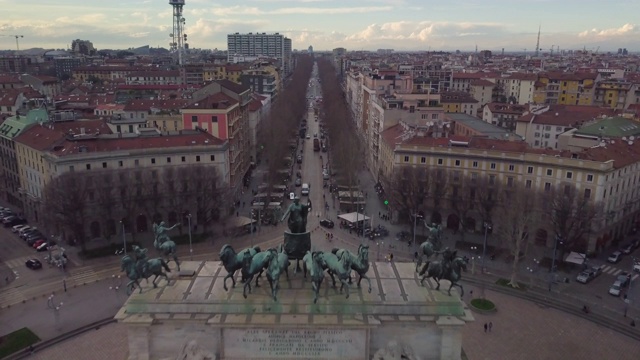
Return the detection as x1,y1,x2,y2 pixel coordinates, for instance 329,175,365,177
544,182,551,191
566,171,573,179
102,162,107,168
455,160,461,166
472,161,478,168
210,155,215,161
86,164,91,170
584,188,592,199
420,157,426,164
453,171,461,182
196,155,201,162
490,163,496,169
508,164,515,171
191,115,197,122
167,157,171,163
489,175,496,185
181,156,186,162
134,159,139,166
404,156,409,162
527,166,534,174
471,173,478,182
119,160,123,167
525,179,532,188
432,113,438,119
507,177,514,187
212,115,218,123
534,132,541,138
587,174,594,182
437,158,443,165
546,169,553,176
69,165,74,172
151,158,156,164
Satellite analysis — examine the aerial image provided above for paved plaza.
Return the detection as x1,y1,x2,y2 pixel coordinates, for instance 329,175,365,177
22,288,640,360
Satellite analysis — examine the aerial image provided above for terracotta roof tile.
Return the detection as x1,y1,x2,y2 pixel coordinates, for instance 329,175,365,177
123,99,189,111
184,93,238,110
517,105,616,127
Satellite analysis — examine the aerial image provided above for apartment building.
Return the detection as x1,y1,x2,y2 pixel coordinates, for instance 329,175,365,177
440,91,478,116
592,79,640,110
227,33,292,75
186,80,253,200
533,72,598,106
379,128,640,252
499,73,536,105
0,109,48,210
482,103,529,132
469,79,495,107
125,70,181,85
516,105,616,149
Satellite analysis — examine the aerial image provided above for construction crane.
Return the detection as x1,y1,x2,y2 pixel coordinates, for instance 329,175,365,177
0,34,24,51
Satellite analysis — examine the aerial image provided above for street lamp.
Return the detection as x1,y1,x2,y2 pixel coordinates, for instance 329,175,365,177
120,220,127,256
109,274,121,292
187,214,193,260
482,222,491,274
376,241,383,261
47,294,63,311
550,233,563,291
471,256,476,275
471,245,477,254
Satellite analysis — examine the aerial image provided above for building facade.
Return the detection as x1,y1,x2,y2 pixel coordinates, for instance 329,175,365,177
227,33,292,75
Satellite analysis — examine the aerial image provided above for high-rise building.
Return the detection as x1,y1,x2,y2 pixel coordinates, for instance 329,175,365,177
227,33,292,74
71,39,96,56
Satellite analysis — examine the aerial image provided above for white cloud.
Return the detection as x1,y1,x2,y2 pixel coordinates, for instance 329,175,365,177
578,23,637,38
346,21,506,43
207,5,391,17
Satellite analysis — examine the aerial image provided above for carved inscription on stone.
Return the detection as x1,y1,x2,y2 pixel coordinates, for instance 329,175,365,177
224,328,365,359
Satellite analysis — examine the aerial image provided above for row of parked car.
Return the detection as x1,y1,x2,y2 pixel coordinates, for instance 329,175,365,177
0,207,26,227
12,224,57,252
607,238,640,264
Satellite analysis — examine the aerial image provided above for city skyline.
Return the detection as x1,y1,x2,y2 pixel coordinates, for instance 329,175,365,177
1,0,639,52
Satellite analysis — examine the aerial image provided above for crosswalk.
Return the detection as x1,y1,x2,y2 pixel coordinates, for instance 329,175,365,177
3,255,37,270
600,265,640,281
0,286,26,306
69,268,98,286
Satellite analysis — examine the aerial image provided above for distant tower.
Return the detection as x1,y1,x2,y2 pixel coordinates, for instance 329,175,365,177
169,0,186,66
535,24,541,57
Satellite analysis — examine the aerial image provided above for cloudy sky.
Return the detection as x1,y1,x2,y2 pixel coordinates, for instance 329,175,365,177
1,0,639,52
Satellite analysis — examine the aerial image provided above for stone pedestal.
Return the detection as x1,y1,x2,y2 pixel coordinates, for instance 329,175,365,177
283,231,311,264
116,260,473,360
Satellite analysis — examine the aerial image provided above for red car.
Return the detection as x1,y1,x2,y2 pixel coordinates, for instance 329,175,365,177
32,239,46,249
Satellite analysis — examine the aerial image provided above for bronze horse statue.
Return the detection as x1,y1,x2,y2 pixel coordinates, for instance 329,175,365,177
242,249,275,298
219,244,261,291
266,246,291,301
333,245,372,293
120,254,171,295
417,255,468,296
316,251,351,299
303,251,325,304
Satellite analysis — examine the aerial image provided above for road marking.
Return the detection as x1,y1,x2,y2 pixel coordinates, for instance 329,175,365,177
3,255,36,270
632,274,639,282
69,269,98,285
612,269,622,276
0,287,26,306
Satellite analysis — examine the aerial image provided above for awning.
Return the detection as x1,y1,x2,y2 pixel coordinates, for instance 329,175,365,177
338,212,371,223
564,251,587,265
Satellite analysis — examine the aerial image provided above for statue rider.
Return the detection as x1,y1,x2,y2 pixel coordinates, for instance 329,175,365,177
424,222,443,249
133,245,149,278
438,247,455,279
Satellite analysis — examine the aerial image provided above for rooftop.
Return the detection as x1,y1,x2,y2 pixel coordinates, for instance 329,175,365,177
185,92,238,110
517,105,617,127
447,113,520,140
0,109,48,139
576,116,640,138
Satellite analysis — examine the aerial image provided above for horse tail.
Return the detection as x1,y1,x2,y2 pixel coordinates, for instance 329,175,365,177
418,261,430,276
161,259,171,273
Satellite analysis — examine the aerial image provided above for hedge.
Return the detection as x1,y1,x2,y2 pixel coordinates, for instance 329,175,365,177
0,327,40,358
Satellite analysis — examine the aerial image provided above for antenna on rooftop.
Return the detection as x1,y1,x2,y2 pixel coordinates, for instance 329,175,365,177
535,24,541,57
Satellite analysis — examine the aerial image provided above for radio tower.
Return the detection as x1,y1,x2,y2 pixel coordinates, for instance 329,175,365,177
169,0,186,66
535,24,541,57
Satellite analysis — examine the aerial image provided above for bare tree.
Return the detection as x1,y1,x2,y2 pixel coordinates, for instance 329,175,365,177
449,172,475,237
188,164,223,233
474,174,502,226
140,168,163,224
387,166,429,224
494,184,541,288
430,168,449,223
545,183,600,257
115,168,140,236
94,171,117,240
41,172,90,252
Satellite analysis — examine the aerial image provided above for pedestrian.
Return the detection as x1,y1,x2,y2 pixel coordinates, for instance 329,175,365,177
389,253,394,262
488,322,493,332
236,211,239,217
414,251,418,260
484,323,487,333
469,290,473,298
330,233,334,240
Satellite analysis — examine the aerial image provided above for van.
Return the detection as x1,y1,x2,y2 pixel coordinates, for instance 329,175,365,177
301,183,310,196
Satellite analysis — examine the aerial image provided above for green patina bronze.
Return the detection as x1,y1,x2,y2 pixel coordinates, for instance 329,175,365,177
120,248,171,295
333,244,372,293
153,222,180,271
265,246,291,301
417,250,468,296
219,244,261,291
302,250,326,304
241,249,275,299
316,251,351,299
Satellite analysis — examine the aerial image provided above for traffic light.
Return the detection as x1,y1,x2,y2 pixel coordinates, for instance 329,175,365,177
384,200,389,205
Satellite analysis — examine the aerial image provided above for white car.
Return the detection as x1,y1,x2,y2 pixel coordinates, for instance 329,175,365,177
12,224,30,233
607,251,623,263
609,281,622,296
633,262,640,273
